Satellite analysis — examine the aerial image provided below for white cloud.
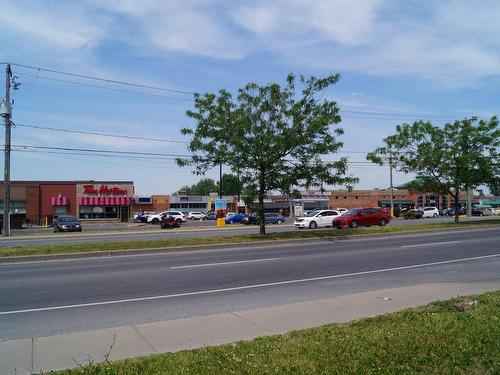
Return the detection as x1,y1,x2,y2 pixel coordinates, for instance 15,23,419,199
0,1,106,49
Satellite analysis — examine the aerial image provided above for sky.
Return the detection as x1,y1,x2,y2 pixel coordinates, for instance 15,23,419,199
1,0,499,196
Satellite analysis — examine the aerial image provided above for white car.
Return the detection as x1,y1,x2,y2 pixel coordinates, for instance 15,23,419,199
294,209,341,229
187,211,207,220
421,206,439,218
148,210,186,224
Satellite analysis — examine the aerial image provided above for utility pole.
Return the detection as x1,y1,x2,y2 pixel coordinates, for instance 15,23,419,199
389,153,394,218
2,64,12,236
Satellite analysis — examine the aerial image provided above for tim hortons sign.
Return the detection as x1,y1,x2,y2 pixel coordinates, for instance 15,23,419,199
83,184,128,195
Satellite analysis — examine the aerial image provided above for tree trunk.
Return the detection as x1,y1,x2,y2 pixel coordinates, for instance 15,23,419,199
258,192,266,235
454,193,460,223
288,194,293,219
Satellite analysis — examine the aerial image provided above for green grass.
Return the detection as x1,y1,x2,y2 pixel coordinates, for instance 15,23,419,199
1,219,499,258
50,290,500,374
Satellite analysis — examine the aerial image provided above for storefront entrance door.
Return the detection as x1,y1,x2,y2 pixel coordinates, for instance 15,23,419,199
120,206,129,222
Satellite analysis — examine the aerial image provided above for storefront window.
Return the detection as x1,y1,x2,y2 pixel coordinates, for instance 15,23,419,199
0,201,26,214
79,206,118,219
54,206,67,217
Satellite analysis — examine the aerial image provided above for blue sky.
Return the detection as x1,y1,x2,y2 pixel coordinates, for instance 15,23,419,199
1,0,499,195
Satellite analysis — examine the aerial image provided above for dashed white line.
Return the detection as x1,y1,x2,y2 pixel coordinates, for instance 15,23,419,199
1,253,498,316
170,258,279,269
401,240,461,248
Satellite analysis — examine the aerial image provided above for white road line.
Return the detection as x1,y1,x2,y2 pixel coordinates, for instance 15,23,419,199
401,240,461,248
170,258,279,269
1,253,498,316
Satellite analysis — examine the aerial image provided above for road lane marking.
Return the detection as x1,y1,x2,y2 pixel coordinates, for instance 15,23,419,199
401,240,461,248
1,253,498,316
170,258,279,269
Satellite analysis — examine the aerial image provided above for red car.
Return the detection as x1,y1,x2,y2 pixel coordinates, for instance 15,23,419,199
160,215,180,229
332,208,390,229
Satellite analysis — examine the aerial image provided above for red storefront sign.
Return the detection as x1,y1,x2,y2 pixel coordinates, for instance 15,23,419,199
83,184,128,195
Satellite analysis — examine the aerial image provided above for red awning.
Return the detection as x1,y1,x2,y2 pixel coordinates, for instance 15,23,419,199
78,196,131,206
51,196,68,206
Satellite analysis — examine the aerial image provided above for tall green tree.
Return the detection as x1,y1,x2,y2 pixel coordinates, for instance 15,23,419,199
178,178,218,196
367,117,499,222
218,173,241,196
178,74,357,234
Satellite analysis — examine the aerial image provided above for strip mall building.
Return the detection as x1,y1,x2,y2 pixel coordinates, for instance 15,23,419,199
0,180,134,226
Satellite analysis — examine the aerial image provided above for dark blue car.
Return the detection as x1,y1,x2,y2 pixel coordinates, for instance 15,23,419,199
264,213,286,224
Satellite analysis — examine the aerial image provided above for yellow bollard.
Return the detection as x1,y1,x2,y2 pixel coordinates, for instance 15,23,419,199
45,217,48,228
216,218,226,227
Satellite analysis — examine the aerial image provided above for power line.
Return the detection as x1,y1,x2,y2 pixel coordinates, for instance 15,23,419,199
7,62,196,95
12,144,191,158
15,72,195,102
15,123,190,144
14,149,181,168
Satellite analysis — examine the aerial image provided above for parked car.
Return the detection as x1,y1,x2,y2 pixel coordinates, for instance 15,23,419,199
160,215,180,229
163,211,186,223
336,208,348,215
53,215,82,233
225,213,247,224
446,207,466,216
403,209,423,220
294,209,341,229
421,206,439,218
148,211,186,224
187,211,207,220
206,212,217,220
491,207,500,216
472,207,493,216
243,213,286,225
264,213,286,224
332,208,390,229
243,214,258,225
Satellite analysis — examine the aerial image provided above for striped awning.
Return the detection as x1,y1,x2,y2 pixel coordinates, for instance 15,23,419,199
51,196,68,206
78,196,132,206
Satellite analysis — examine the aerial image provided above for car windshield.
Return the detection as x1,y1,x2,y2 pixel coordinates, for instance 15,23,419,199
342,209,360,216
58,216,78,223
305,210,319,217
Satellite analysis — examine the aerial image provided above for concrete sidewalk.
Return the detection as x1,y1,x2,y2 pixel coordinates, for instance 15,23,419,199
2,281,498,374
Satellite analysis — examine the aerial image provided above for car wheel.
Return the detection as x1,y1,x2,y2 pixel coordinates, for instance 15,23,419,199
54,227,58,233
309,221,317,229
276,219,282,224
229,220,234,224
433,213,438,218
176,218,182,224
152,218,159,224
350,220,358,229
379,218,387,226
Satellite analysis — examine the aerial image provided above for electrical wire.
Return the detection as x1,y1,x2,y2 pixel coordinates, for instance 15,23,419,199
15,72,195,102
15,123,190,144
11,144,191,158
7,62,196,95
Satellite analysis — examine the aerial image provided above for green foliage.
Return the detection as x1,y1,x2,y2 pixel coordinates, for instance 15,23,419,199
178,178,218,196
219,173,241,196
178,74,358,234
367,117,500,220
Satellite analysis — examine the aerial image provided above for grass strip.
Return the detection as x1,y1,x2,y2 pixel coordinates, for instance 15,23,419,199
51,290,500,374
2,219,500,258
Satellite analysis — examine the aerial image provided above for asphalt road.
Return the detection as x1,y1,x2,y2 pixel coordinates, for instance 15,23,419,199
0,227,499,341
0,215,498,248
